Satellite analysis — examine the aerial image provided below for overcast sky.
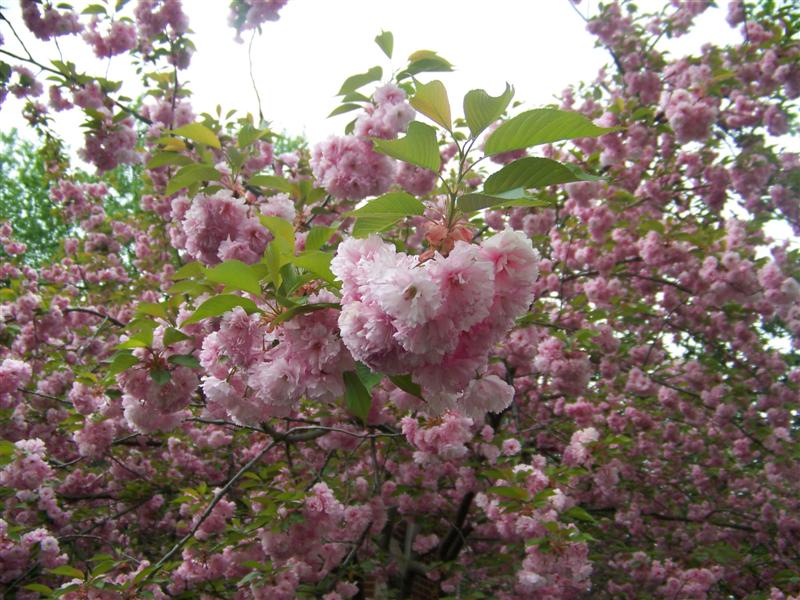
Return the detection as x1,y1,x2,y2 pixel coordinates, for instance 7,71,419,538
0,1,739,149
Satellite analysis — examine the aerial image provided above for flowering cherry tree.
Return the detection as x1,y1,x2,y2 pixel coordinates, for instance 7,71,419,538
0,0,799,598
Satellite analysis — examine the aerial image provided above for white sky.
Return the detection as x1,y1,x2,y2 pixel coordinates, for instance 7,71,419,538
0,1,740,150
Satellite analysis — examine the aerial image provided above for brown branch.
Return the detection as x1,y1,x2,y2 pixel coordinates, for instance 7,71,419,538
64,307,126,327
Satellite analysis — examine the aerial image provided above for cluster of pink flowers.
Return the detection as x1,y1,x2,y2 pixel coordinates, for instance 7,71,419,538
229,0,289,41
312,84,419,201
179,190,288,265
0,520,67,584
311,135,395,201
78,111,140,173
332,228,539,415
395,161,438,196
663,89,719,143
83,17,138,58
20,0,81,40
201,294,353,425
0,438,53,490
354,84,416,140
134,0,189,41
119,327,200,433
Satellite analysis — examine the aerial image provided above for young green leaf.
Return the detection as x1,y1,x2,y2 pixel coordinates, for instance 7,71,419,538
399,50,453,78
374,30,394,58
136,302,167,319
484,156,599,195
171,261,205,280
170,122,221,149
206,259,262,296
146,152,192,169
355,362,383,391
348,192,425,238
163,327,191,346
488,485,530,501
305,225,337,252
338,66,383,96
388,374,423,399
150,367,171,385
264,242,283,288
328,103,363,118
168,354,201,369
463,83,514,137
343,370,372,423
48,565,85,579
271,301,339,326
248,175,293,193
484,108,614,156
260,215,295,255
182,294,260,325
165,164,222,196
107,351,138,375
291,251,335,283
371,122,440,172
410,80,451,130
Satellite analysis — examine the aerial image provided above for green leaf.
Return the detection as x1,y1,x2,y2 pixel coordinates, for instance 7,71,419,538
150,367,170,385
457,188,533,213
237,124,267,148
564,506,596,523
260,215,295,255
463,83,514,138
206,259,262,296
399,50,453,78
292,251,335,283
165,164,222,196
264,242,283,288
146,152,192,169
48,565,85,579
356,363,383,391
271,302,339,326
115,338,149,350
388,374,423,399
484,108,614,156
23,583,53,595
374,30,393,58
108,351,138,375
182,294,260,325
163,327,191,346
171,261,204,280
0,440,14,456
349,191,426,238
167,280,211,296
487,486,530,501
82,4,107,14
170,122,221,149
136,302,167,319
343,371,372,423
168,354,201,369
90,560,116,577
328,103,363,118
484,157,598,195
305,225,337,251
338,66,383,96
248,175,293,193
410,80,451,130
350,191,425,217
372,122,440,172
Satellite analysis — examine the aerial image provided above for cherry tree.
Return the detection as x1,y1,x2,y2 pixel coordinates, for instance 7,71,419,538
0,0,798,598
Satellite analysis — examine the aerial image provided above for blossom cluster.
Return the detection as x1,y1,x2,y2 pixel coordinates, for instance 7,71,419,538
332,228,539,415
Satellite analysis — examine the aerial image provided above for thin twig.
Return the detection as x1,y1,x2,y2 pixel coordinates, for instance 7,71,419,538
136,438,280,588
64,307,126,327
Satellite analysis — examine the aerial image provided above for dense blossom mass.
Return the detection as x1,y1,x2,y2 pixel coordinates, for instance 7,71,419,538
0,0,798,599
